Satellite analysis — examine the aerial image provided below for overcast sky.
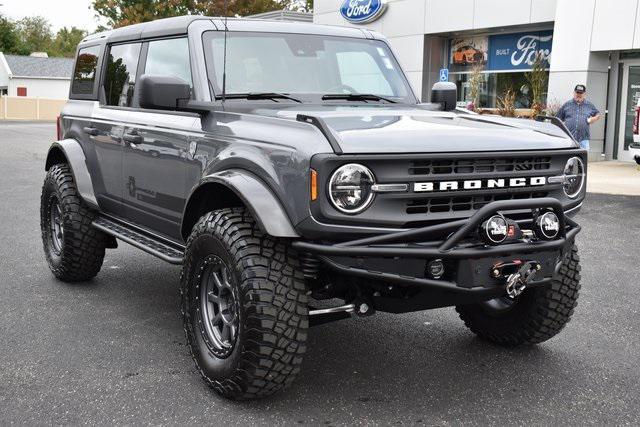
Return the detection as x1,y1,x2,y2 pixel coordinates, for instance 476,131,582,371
1,0,103,33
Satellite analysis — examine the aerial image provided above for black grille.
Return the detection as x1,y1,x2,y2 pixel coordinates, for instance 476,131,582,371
407,191,549,214
409,156,552,176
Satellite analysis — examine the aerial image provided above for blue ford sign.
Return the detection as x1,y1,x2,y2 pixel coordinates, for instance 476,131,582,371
487,30,553,71
340,0,387,24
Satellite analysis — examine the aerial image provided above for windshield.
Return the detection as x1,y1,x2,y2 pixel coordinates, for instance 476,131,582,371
203,31,415,103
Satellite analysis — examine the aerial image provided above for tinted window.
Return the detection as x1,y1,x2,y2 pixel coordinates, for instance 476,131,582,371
144,38,192,86
104,43,141,107
72,45,100,95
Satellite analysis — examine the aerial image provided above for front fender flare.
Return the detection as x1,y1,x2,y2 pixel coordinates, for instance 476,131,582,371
45,139,98,209
185,169,299,238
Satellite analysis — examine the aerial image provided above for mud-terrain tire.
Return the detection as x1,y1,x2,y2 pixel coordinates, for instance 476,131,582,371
181,208,308,400
40,163,107,282
456,245,581,347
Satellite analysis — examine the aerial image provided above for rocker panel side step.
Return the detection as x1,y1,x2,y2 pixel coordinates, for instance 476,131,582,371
92,216,184,264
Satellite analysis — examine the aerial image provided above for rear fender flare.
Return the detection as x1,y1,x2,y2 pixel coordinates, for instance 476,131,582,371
182,169,299,239
45,139,98,209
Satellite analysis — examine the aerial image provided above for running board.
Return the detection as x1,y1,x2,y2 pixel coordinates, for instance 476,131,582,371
92,216,184,265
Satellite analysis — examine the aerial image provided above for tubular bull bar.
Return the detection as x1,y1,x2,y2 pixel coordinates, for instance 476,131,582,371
292,198,580,296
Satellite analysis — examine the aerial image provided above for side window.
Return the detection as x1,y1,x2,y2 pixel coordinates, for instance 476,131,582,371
71,45,100,96
103,43,141,107
336,51,393,96
144,38,192,87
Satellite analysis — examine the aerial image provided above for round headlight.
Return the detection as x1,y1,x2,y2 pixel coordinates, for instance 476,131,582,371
328,163,375,214
562,157,585,198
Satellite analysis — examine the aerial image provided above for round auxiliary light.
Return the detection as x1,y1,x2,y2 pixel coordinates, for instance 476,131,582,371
535,211,561,240
562,157,586,198
479,214,508,245
328,163,375,214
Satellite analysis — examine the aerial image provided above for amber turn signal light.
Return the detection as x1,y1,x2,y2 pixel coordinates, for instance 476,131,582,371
310,169,318,201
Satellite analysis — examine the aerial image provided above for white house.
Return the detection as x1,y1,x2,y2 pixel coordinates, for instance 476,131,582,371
0,52,74,99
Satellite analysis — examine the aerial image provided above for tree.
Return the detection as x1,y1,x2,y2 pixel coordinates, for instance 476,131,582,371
52,27,88,57
0,13,28,55
525,52,548,117
195,0,291,17
468,64,484,111
496,88,516,117
17,16,54,54
288,0,312,12
92,0,308,28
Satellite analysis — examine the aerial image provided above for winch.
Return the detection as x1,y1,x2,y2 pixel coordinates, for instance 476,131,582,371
490,260,542,298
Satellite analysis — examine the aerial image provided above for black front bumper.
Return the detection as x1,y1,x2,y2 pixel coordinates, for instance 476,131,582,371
292,198,580,306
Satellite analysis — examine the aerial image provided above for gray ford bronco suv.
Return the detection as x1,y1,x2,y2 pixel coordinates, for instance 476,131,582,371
41,16,585,400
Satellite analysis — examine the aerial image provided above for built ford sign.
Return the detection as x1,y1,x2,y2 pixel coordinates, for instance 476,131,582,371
487,30,553,71
340,0,387,24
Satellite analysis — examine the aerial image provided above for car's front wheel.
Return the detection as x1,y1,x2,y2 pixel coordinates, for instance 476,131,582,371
456,245,581,346
181,208,308,399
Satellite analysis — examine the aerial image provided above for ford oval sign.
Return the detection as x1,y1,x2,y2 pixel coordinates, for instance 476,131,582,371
340,0,387,24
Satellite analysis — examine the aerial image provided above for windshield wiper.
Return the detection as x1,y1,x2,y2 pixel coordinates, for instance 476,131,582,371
215,92,302,103
321,93,397,103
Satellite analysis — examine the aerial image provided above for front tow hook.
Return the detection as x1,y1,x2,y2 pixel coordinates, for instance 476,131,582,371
491,260,542,298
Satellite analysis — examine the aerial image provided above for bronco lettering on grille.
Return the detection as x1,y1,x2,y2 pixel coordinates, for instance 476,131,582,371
413,177,547,192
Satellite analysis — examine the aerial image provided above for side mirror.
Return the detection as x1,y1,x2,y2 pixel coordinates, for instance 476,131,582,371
138,74,191,110
431,81,457,112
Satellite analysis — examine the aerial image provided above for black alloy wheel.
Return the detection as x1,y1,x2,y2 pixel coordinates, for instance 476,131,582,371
197,255,239,358
48,196,64,256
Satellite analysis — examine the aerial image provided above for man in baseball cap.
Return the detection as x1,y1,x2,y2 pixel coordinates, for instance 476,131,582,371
556,84,601,150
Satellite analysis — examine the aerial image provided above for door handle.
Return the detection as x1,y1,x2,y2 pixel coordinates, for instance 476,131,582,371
83,126,99,136
123,132,143,144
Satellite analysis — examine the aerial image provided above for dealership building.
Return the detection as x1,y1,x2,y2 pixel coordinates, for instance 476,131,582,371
313,0,640,162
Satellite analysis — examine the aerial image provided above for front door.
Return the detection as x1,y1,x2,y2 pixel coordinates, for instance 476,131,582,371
120,36,196,242
122,113,195,241
617,63,640,161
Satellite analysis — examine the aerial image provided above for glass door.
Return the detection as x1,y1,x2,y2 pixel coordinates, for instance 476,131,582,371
618,63,640,161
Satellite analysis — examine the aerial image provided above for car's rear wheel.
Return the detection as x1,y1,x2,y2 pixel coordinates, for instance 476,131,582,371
181,208,308,400
40,164,107,282
456,245,581,346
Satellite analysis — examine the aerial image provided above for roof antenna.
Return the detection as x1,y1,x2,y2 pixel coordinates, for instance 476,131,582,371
221,0,228,105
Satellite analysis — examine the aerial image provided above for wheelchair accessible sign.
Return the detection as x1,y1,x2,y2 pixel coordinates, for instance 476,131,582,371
340,0,388,24
439,68,449,82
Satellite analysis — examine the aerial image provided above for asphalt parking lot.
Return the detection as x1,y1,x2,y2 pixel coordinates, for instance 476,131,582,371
1,121,639,425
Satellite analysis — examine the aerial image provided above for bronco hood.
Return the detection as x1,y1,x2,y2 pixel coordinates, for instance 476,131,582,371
256,105,577,154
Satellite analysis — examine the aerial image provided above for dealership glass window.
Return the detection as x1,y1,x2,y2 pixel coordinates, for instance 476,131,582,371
72,45,100,95
103,43,141,107
451,71,549,109
623,66,640,150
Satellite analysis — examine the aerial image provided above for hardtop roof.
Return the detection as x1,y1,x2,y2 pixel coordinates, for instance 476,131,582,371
80,16,376,46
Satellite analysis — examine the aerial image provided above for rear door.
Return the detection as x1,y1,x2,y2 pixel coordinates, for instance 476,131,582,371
121,37,196,241
68,44,123,215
